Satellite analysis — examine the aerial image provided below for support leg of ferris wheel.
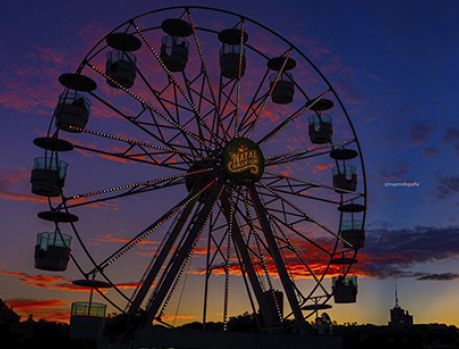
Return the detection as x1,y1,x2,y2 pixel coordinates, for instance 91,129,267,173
220,194,277,329
144,182,223,323
247,185,307,332
127,201,197,315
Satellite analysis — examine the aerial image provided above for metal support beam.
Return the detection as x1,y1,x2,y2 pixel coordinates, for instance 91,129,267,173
220,195,277,328
247,185,306,331
128,202,196,315
144,182,223,322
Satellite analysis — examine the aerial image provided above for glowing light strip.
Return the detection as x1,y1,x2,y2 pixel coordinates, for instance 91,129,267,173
68,125,202,159
265,170,360,195
259,181,354,248
186,10,230,140
67,168,213,200
242,192,283,322
264,140,351,164
133,24,221,145
223,189,234,331
157,184,225,319
234,20,245,138
257,89,329,145
269,216,329,296
89,64,211,150
102,180,218,269
244,51,291,138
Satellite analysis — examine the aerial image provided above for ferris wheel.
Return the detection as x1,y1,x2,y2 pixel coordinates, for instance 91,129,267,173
30,5,367,340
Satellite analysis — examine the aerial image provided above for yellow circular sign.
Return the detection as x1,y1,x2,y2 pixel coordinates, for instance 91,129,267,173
223,138,264,183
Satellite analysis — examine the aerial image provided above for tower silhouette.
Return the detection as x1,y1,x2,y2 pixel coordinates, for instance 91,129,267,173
389,279,413,328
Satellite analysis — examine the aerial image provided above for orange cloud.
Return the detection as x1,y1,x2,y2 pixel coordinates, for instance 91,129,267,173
313,162,335,174
99,153,129,164
6,298,66,310
0,270,90,293
0,191,52,204
0,269,140,293
0,167,29,187
115,282,141,290
95,233,157,247
160,314,196,322
193,246,217,255
0,190,118,210
6,298,70,323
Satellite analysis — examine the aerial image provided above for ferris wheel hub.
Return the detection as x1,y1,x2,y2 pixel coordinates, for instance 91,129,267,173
222,138,265,184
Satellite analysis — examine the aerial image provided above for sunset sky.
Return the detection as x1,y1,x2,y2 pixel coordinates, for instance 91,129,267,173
1,0,459,327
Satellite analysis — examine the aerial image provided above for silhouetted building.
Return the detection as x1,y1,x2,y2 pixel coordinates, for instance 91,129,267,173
0,299,20,325
389,284,413,328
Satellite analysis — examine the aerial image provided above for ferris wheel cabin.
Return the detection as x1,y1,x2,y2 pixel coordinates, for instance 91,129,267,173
70,301,107,340
30,156,67,197
307,97,334,143
340,219,365,249
105,33,141,89
333,164,357,192
267,56,297,104
308,115,333,144
332,275,358,303
219,28,248,80
105,51,137,88
54,91,91,132
34,231,71,271
160,19,192,72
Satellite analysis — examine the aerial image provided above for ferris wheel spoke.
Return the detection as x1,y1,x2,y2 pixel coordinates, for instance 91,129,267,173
238,69,270,135
263,171,365,197
243,51,292,139
258,181,353,248
182,72,225,141
180,71,206,142
66,125,205,161
186,9,219,115
66,179,184,210
270,213,332,258
242,190,333,259
72,143,188,171
156,91,195,114
129,59,206,156
63,168,213,209
264,140,353,167
187,9,229,140
263,187,341,205
270,217,331,297
87,179,219,275
145,182,225,323
206,209,230,268
87,65,215,153
232,238,261,328
220,193,278,328
219,80,238,131
247,185,306,328
238,91,269,135
132,21,222,147
127,198,198,315
259,181,342,205
185,9,229,141
162,106,215,149
87,90,205,159
233,19,246,138
240,191,286,322
257,89,331,145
